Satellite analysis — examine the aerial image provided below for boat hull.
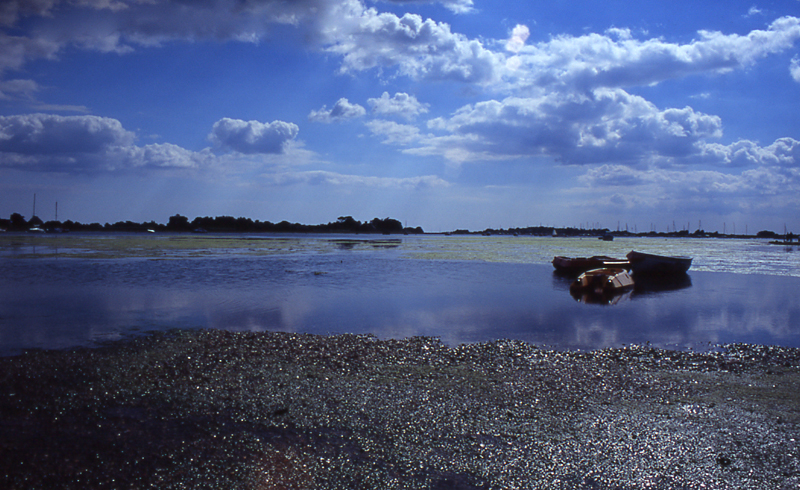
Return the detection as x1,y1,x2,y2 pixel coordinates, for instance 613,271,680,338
552,256,630,274
626,251,692,274
569,268,634,304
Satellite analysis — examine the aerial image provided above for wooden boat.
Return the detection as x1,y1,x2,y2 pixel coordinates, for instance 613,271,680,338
626,251,692,274
569,268,634,296
552,255,630,274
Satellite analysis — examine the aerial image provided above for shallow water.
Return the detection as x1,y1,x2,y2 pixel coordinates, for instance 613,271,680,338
1,233,799,355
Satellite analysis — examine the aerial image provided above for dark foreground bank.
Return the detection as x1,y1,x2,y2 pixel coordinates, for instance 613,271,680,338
1,330,799,489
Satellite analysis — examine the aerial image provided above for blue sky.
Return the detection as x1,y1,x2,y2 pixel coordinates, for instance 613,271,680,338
1,0,800,233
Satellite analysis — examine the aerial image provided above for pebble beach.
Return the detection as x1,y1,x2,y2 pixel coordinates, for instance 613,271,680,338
1,329,798,489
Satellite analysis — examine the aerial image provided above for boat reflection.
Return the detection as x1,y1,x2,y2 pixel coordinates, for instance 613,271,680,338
571,288,634,305
561,271,693,304
632,272,693,296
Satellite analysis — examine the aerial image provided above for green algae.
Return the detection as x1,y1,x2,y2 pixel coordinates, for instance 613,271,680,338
0,234,405,260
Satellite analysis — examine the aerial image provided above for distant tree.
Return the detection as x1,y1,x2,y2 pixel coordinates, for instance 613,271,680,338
756,230,778,239
334,216,360,232
10,213,27,230
167,214,191,231
370,217,403,234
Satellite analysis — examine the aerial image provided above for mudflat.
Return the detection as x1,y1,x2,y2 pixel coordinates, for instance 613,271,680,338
1,330,798,489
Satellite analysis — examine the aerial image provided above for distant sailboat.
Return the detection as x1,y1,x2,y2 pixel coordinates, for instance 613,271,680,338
29,194,44,232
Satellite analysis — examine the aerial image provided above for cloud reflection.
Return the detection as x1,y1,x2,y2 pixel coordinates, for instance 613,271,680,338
1,257,799,355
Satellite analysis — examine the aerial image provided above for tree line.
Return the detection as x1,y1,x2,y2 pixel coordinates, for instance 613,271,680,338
0,213,424,235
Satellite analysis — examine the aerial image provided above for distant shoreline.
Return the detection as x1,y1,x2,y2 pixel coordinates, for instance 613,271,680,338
2,212,796,241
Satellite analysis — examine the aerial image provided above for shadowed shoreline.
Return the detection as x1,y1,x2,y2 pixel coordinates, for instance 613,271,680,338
1,329,798,489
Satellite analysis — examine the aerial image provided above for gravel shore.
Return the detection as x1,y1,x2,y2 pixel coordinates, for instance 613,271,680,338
1,329,799,489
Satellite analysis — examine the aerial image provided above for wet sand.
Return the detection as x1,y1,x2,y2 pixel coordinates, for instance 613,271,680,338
1,330,799,489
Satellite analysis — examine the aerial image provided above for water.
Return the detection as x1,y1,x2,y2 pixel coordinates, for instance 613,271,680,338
1,233,799,355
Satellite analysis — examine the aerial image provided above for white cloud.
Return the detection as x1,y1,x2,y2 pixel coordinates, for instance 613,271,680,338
0,113,219,172
508,16,800,93
0,113,134,155
419,89,723,166
365,119,422,144
208,118,299,154
308,98,366,123
110,143,215,171
0,0,127,27
4,1,798,94
0,1,503,86
0,79,38,100
377,0,474,14
745,6,763,18
264,169,450,189
367,92,429,119
0,0,336,72
319,6,504,84
573,136,800,218
696,138,800,168
505,24,529,53
0,33,61,75
791,56,800,82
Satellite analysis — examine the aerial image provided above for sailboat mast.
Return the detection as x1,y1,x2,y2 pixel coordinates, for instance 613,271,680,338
32,193,36,218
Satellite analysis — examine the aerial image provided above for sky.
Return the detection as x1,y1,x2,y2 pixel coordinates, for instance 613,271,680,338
1,0,800,233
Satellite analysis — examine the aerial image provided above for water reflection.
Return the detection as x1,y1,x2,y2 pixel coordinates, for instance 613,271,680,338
632,273,693,296
1,254,799,355
556,269,693,305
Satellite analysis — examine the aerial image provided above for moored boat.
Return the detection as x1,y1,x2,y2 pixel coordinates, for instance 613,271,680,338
626,251,692,275
569,268,634,296
552,255,630,274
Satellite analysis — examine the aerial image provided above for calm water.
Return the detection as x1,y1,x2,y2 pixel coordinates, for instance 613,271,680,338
1,233,799,355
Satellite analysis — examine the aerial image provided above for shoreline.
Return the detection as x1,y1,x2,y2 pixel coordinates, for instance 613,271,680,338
2,329,799,489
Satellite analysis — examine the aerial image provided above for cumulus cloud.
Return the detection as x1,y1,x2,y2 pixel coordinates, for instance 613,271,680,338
0,0,334,73
791,56,800,82
700,138,800,168
506,24,529,53
308,98,366,123
208,118,299,154
0,113,215,172
377,0,474,14
5,1,797,93
509,16,800,93
367,92,429,119
111,143,215,171
1,1,504,86
419,89,723,166
0,113,134,155
319,6,504,84
4,0,800,213
576,157,800,219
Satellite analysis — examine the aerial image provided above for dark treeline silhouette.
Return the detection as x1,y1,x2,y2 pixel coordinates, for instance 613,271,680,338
0,213,424,235
0,211,790,239
461,226,785,239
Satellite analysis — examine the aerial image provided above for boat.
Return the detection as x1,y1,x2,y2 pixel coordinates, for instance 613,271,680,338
569,268,634,297
599,233,613,241
552,255,630,274
626,251,692,275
